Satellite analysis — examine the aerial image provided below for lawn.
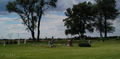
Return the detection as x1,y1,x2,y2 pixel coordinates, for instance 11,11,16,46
0,39,120,59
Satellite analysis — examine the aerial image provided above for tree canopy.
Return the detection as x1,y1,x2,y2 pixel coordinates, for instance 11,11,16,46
63,1,94,39
95,0,119,37
6,0,58,41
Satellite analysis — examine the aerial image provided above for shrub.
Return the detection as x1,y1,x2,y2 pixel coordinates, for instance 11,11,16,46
14,41,17,44
6,41,9,44
78,42,91,47
10,41,13,44
115,38,119,40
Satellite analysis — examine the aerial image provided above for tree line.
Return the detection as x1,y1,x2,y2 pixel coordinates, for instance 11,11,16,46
6,0,119,41
63,0,119,39
6,0,57,41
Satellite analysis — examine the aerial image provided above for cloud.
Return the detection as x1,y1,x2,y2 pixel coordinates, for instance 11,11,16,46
0,0,13,15
40,13,67,38
49,0,95,12
0,17,29,39
0,0,120,39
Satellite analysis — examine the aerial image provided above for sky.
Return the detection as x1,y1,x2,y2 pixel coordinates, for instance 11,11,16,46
0,0,120,39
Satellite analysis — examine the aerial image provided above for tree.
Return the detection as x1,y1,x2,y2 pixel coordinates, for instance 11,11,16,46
93,4,115,38
35,0,57,41
6,0,57,41
63,1,94,40
6,0,38,41
95,0,119,38
94,19,115,37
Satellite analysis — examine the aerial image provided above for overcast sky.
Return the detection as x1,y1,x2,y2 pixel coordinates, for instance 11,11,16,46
0,0,120,39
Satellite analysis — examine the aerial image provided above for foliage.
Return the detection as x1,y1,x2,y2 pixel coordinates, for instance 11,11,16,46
6,0,58,41
93,2,116,38
14,41,17,44
6,41,9,44
78,42,91,47
63,1,94,38
95,0,119,37
10,40,13,44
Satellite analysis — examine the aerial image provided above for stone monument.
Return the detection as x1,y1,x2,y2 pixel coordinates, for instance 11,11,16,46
88,40,92,43
18,39,20,45
24,39,26,44
67,40,73,46
3,41,6,46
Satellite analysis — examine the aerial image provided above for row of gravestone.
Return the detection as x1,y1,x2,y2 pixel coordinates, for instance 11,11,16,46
1,39,27,46
48,39,73,47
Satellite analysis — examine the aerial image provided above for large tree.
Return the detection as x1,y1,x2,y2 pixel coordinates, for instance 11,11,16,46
6,0,57,41
35,0,57,41
93,4,115,38
63,1,94,39
95,0,119,38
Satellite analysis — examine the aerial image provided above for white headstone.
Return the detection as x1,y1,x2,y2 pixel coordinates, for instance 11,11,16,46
48,41,51,45
95,40,97,43
49,40,53,45
77,40,79,41
42,39,44,42
18,40,20,45
3,41,6,46
117,36,119,39
88,40,92,43
24,39,26,44
83,37,86,42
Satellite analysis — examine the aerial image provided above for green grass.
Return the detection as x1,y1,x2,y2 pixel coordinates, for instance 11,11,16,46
0,39,120,59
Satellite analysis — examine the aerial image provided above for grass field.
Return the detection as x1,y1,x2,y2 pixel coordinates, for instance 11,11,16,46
0,39,120,59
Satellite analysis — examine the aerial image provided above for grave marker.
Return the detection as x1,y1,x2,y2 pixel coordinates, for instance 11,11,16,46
3,41,6,46
88,40,92,43
67,40,73,46
117,36,119,39
24,39,26,44
18,40,20,45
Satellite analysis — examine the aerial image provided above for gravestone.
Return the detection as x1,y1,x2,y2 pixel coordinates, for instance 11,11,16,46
48,38,54,46
3,41,6,46
18,40,20,45
76,40,79,41
83,37,86,42
101,40,104,42
49,37,56,47
49,40,53,45
42,39,44,42
24,39,26,44
59,44,62,46
64,43,66,45
95,40,97,43
117,36,119,39
48,41,51,45
67,40,73,46
88,40,92,43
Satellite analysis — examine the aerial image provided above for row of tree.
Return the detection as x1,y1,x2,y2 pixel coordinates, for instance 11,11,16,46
6,0,58,41
63,0,119,39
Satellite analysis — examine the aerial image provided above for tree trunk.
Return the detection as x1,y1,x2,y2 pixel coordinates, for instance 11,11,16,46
104,14,107,38
37,19,40,42
100,13,103,38
37,13,42,42
100,32,103,38
31,31,36,41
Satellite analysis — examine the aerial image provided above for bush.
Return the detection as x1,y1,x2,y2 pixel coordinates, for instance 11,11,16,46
10,41,13,44
6,41,9,44
115,38,119,40
78,42,91,47
14,41,17,44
